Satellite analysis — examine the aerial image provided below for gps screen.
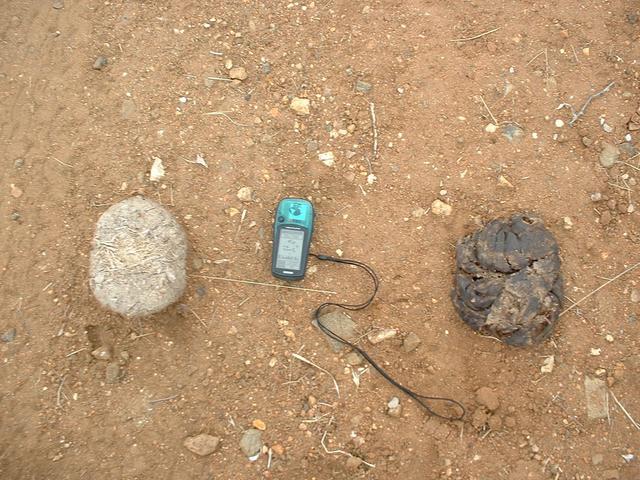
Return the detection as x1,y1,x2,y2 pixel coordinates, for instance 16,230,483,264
275,228,305,271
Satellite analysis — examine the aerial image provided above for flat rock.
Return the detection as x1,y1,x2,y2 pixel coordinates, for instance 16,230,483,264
599,142,620,168
89,197,187,317
183,434,220,456
315,311,356,352
239,429,263,458
402,332,421,352
105,362,121,383
451,213,563,346
355,80,372,93
92,56,108,70
290,97,310,115
121,98,137,120
431,199,452,216
368,328,397,344
236,186,253,202
386,397,402,417
345,351,364,365
229,67,248,80
1,328,16,343
475,386,500,411
584,376,608,419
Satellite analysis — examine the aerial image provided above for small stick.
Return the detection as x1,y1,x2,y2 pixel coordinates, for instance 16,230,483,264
608,182,631,192
560,261,640,316
148,394,179,404
291,353,340,398
65,347,87,357
570,44,580,63
192,275,337,295
479,95,498,125
450,27,500,42
50,156,74,168
527,50,546,66
186,305,207,328
205,76,233,82
618,161,640,172
320,417,375,468
203,111,251,127
42,281,53,292
209,51,223,56
235,208,247,239
609,390,640,430
56,375,67,407
368,102,378,174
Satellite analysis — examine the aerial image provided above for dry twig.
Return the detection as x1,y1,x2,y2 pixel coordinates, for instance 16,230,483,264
320,417,375,468
479,95,498,125
450,27,500,42
56,375,67,407
560,261,640,316
291,353,340,398
367,102,377,175
203,111,251,127
610,390,640,430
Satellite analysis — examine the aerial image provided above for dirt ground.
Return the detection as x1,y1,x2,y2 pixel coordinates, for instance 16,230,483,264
2,1,640,479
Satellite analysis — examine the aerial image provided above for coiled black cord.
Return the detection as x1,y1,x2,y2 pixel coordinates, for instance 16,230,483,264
310,253,465,421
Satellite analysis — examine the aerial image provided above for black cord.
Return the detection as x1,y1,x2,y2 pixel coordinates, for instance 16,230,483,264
310,253,466,421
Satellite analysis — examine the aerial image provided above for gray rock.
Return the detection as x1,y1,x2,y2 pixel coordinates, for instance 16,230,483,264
402,332,421,352
584,376,608,419
315,311,357,352
121,98,137,120
239,429,263,458
306,140,319,152
10,212,20,222
14,158,24,168
345,352,363,366
355,80,372,94
1,328,16,343
260,62,271,74
105,363,121,383
184,434,220,456
599,142,620,168
502,123,524,142
92,56,108,70
591,453,604,465
619,142,638,157
628,12,639,24
89,197,187,317
52,0,64,9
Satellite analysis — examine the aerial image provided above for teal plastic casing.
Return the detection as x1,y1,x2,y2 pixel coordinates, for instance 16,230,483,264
271,198,314,280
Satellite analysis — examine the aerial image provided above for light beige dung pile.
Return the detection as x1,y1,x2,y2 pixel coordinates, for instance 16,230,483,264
89,196,187,317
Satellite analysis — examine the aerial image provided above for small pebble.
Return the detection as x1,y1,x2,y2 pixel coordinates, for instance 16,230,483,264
345,352,363,365
252,419,267,431
599,142,620,168
239,429,263,458
92,56,108,70
10,184,23,198
592,454,604,465
431,199,452,216
631,289,640,303
555,119,564,128
183,434,220,456
236,186,253,202
105,362,121,383
229,67,248,81
484,123,497,133
387,397,402,417
600,210,613,226
367,328,397,344
1,328,17,343
289,97,310,115
91,345,112,361
355,80,372,94
562,217,573,230
590,192,602,202
582,136,593,147
318,151,335,167
402,332,422,352
224,59,233,70
52,0,64,9
605,334,614,342
14,158,24,169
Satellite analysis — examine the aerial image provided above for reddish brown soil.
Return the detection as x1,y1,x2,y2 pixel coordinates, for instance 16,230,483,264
1,1,639,479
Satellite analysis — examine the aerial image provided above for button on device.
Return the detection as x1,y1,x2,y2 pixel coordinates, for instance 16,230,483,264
278,216,285,222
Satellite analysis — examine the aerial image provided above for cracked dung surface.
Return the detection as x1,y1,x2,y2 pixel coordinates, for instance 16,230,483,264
451,213,563,346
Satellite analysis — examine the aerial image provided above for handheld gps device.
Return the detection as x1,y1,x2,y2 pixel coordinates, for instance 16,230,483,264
271,198,314,280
